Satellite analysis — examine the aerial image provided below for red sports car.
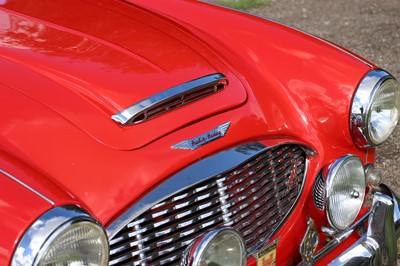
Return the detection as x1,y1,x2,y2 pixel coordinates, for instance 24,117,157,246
0,0,399,265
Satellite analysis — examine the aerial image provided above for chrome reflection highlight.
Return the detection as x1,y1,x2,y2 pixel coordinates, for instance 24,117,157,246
299,218,319,264
0,168,54,205
325,155,366,230
182,227,246,266
299,184,400,265
112,73,227,125
365,164,382,188
350,69,400,147
329,192,397,265
171,121,231,150
11,205,109,266
107,143,309,265
312,174,325,211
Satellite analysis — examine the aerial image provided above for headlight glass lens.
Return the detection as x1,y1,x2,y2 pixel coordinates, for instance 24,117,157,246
11,206,109,266
182,228,246,266
368,78,400,145
37,221,109,266
326,155,366,230
351,69,400,147
200,231,245,266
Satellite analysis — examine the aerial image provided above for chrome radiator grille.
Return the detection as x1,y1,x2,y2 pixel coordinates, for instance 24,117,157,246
109,144,307,265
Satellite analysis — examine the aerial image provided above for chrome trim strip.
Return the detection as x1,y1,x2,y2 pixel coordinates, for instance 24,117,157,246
111,73,227,125
107,141,310,248
107,142,267,239
313,211,370,263
0,169,54,206
299,144,317,157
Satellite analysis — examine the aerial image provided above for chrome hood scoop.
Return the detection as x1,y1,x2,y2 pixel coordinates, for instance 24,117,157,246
112,73,227,125
0,0,246,150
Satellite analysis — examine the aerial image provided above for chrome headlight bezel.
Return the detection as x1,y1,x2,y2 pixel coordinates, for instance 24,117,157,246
182,227,246,266
325,155,366,230
350,69,400,147
11,205,109,266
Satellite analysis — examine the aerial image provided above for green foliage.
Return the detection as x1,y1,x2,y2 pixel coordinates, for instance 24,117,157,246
214,0,269,11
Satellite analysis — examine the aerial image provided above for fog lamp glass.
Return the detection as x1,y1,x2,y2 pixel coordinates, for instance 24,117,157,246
183,228,246,266
37,221,109,266
326,155,366,230
368,78,400,145
200,231,245,265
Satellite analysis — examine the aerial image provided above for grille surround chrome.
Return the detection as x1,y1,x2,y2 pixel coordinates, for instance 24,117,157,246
107,143,309,265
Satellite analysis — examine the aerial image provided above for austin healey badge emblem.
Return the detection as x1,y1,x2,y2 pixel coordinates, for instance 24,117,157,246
171,122,231,150
299,218,319,264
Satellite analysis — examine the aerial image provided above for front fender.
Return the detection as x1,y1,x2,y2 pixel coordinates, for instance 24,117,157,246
0,169,51,264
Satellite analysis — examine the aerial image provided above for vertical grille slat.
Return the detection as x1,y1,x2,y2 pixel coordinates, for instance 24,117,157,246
109,144,307,265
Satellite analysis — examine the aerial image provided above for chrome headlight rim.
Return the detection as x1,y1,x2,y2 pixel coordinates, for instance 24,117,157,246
11,205,109,266
325,155,366,230
182,227,247,266
350,68,400,147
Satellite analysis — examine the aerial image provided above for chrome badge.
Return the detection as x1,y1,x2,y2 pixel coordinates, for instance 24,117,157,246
299,218,319,264
171,122,231,150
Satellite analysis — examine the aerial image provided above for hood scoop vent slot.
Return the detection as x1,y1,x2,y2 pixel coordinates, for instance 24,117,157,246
111,73,227,125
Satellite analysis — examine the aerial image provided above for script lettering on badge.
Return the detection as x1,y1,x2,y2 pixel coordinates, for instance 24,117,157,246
190,130,222,147
172,122,231,150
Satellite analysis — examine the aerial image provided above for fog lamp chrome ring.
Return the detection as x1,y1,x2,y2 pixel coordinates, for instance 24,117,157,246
325,155,366,230
182,227,246,266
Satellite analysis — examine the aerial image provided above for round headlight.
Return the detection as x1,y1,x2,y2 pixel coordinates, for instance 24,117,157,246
11,206,109,266
182,227,246,266
325,155,366,230
350,69,400,147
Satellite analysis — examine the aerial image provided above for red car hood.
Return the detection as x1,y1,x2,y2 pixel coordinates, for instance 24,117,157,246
0,0,246,150
0,0,372,226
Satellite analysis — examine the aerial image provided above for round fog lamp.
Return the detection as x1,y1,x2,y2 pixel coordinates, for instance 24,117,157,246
182,228,246,266
326,155,366,230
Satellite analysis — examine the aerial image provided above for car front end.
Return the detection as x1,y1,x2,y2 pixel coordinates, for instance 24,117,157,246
0,0,399,265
